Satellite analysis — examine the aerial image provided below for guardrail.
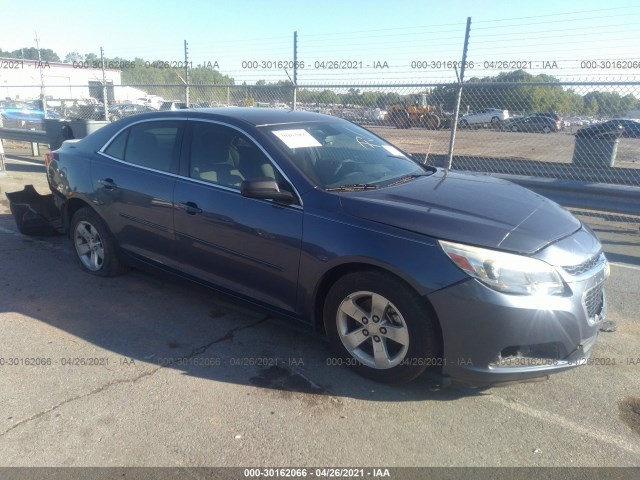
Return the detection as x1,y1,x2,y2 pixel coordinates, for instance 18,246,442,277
0,127,47,156
492,174,640,217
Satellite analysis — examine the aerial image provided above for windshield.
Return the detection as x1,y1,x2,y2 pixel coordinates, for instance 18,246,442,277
266,121,431,189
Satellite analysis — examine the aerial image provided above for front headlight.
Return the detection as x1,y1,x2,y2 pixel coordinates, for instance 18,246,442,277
439,240,565,296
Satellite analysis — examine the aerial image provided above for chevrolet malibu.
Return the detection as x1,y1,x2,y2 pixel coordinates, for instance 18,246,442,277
44,108,608,384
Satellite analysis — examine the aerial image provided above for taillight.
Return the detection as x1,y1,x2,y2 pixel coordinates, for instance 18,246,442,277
44,151,54,168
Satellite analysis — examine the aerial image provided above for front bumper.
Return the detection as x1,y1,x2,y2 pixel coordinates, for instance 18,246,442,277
428,259,607,384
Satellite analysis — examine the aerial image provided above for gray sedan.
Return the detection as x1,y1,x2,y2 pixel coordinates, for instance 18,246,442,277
35,108,609,384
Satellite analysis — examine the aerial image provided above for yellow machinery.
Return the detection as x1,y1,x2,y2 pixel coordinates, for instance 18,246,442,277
385,93,441,129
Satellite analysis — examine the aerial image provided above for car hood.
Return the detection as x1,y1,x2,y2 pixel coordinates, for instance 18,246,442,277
338,171,581,254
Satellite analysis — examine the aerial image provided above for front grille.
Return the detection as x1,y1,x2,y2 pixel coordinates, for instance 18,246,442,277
563,252,602,276
584,282,605,321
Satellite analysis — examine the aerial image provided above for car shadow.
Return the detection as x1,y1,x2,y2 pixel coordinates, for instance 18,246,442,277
0,213,486,404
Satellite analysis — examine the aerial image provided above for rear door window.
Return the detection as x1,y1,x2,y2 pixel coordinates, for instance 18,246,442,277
103,120,183,172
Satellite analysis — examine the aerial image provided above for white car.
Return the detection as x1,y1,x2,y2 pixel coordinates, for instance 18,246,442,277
459,108,509,127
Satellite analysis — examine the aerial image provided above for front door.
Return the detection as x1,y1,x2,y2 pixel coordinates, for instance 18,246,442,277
172,121,303,312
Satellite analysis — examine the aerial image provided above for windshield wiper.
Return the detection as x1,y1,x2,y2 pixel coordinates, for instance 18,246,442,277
387,173,433,187
325,183,382,191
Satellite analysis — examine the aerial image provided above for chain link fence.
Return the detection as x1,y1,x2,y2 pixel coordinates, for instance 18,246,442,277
2,81,639,187
1,10,639,219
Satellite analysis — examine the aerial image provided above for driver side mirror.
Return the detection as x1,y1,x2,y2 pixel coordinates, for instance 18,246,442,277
240,177,295,203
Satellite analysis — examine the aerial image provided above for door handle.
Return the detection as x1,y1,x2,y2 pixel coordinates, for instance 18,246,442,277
178,201,203,215
98,178,117,190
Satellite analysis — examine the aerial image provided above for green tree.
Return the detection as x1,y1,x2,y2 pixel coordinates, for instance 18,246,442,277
0,46,60,61
64,52,83,64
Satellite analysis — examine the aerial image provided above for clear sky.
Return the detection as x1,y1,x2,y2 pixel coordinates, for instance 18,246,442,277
1,0,639,84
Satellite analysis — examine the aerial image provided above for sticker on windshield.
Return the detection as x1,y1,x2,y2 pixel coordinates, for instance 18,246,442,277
383,145,404,156
272,129,322,149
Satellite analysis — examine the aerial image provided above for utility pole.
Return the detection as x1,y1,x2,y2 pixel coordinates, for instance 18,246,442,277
100,47,109,120
34,32,47,118
184,40,190,106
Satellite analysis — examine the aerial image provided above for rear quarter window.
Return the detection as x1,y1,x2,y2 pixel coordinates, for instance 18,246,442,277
104,129,129,159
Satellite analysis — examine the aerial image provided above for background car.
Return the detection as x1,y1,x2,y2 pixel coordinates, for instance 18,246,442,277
534,111,563,125
65,101,107,120
159,101,189,111
108,103,157,121
459,108,509,127
0,100,61,127
579,118,640,138
504,115,560,133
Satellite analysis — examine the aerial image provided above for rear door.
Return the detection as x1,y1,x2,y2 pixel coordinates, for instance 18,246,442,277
172,120,303,312
92,119,185,266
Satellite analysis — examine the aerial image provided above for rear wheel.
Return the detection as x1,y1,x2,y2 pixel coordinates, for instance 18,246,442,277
543,126,552,133
324,271,441,384
491,116,500,125
459,119,469,129
70,207,128,277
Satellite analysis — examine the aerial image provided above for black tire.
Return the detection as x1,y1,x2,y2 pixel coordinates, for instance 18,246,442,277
459,119,469,129
542,126,551,133
323,271,441,384
391,111,411,129
422,114,441,130
491,116,500,124
511,125,519,132
70,207,128,277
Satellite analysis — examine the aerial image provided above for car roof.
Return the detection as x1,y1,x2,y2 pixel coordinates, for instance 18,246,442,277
170,107,337,126
202,107,332,125
68,107,344,153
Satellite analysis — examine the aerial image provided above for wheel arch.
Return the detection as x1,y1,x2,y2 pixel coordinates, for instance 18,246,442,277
310,263,443,350
64,197,101,236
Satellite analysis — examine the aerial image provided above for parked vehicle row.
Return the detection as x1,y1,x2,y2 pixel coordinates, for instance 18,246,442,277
503,115,561,133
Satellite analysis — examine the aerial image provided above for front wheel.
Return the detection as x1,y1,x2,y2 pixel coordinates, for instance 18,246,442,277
71,207,128,277
324,271,441,383
421,114,441,130
391,111,411,129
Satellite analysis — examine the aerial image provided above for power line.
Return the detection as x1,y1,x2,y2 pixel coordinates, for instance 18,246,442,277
473,5,640,23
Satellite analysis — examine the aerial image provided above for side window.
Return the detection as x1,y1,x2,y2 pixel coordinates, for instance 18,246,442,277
105,121,181,172
189,122,244,188
104,129,128,160
189,122,280,190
